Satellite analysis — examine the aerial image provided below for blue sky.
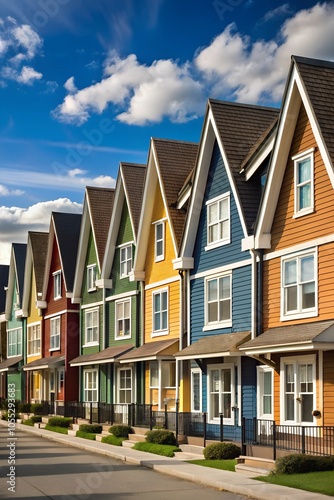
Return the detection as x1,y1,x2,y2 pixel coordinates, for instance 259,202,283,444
0,0,333,263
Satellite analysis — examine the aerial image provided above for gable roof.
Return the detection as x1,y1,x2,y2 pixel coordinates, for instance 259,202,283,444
73,187,115,299
22,231,48,316
5,243,27,319
42,212,82,299
101,163,146,280
256,55,334,245
133,138,198,272
0,265,9,314
179,99,279,261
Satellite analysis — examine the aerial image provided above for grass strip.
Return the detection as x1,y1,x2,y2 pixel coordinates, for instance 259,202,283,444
256,470,334,496
132,442,181,457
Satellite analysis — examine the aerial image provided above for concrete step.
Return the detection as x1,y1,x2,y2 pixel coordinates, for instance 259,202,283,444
128,433,146,443
236,455,275,471
122,440,134,448
179,444,204,456
235,464,271,477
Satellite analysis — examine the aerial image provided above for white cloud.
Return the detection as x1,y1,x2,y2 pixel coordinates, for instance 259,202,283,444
44,81,58,94
0,184,24,196
262,3,292,23
1,65,42,85
64,76,77,93
12,23,42,59
0,198,82,264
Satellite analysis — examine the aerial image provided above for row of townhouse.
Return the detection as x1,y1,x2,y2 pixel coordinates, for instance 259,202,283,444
1,55,334,440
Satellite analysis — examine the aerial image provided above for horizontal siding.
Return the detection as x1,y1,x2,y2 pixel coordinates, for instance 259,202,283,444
109,246,137,296
108,295,138,347
323,351,334,426
192,141,249,276
82,231,103,304
241,357,257,419
270,104,334,252
81,304,103,355
144,281,180,343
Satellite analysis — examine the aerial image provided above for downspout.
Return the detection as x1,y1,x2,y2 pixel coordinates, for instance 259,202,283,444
250,249,257,340
176,270,184,407
257,249,264,337
250,248,264,340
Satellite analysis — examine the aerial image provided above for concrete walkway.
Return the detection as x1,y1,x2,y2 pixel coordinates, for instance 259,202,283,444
0,420,329,500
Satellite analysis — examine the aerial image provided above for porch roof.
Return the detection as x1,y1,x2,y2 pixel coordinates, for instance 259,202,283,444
0,356,22,372
174,331,251,360
239,320,334,355
118,338,178,363
22,355,65,371
70,345,134,367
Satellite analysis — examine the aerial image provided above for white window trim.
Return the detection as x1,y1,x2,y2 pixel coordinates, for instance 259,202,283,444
7,327,22,357
293,148,315,218
205,192,231,251
27,322,41,357
152,287,169,337
153,219,166,262
50,316,61,351
204,272,232,329
53,270,62,300
83,368,98,402
119,243,133,279
257,365,274,420
191,368,202,413
207,363,234,425
115,298,131,340
83,308,99,346
87,264,97,292
280,248,318,321
117,366,132,404
58,367,64,393
280,354,316,426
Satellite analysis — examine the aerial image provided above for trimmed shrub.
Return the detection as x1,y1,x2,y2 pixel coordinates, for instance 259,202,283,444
274,454,334,475
48,416,73,428
76,430,96,440
133,442,181,457
79,424,102,434
22,419,34,426
30,415,42,423
30,403,44,415
101,434,126,446
203,442,241,460
45,425,68,434
18,402,31,414
145,429,176,446
109,424,133,438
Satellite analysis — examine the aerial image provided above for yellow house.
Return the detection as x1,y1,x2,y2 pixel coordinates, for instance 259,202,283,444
22,232,48,403
120,138,198,411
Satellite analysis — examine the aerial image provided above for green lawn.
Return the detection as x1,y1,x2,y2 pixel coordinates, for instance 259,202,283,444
188,459,236,472
256,470,334,496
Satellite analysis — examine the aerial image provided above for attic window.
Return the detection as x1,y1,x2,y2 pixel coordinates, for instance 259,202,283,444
53,271,62,300
293,149,314,217
206,192,230,250
87,264,97,291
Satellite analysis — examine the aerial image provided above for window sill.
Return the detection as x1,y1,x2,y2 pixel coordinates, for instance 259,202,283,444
151,330,169,337
115,335,131,341
205,239,230,252
293,208,314,219
82,343,99,348
49,348,60,352
203,322,232,331
280,310,317,322
87,287,97,293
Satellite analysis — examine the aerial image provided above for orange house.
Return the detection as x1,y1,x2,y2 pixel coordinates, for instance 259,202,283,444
120,138,198,411
241,56,334,428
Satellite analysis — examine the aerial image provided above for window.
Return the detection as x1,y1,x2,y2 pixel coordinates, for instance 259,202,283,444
53,271,61,299
161,361,176,388
120,245,132,278
281,356,315,425
7,328,22,357
83,369,98,402
282,250,317,319
27,324,41,356
85,309,99,344
50,316,60,350
155,221,165,261
150,360,159,388
191,369,202,412
206,193,230,248
208,364,234,422
118,368,132,403
58,368,64,393
87,264,97,291
205,274,231,327
153,289,168,334
257,366,273,419
115,299,131,339
294,151,314,216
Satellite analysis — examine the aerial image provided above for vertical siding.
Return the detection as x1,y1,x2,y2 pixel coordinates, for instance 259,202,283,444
241,357,257,419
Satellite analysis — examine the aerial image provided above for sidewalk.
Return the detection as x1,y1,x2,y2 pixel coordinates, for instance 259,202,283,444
1,420,328,500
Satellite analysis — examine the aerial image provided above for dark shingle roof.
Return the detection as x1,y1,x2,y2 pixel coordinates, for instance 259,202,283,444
28,232,48,295
86,187,115,267
209,100,279,234
70,345,134,366
294,56,334,170
0,265,9,313
121,163,146,237
13,243,27,305
52,212,82,293
174,331,250,358
153,138,198,246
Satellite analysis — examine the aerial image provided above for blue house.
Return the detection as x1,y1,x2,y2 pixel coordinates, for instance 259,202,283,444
174,99,279,439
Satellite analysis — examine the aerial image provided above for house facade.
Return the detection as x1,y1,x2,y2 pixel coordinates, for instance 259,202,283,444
0,264,9,399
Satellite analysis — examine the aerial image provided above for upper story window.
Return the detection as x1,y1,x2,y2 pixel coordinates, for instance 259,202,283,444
115,299,131,339
281,249,317,320
87,264,97,291
205,273,232,329
120,245,132,278
53,270,62,300
7,328,22,357
206,193,230,249
293,149,314,217
50,316,60,350
27,323,41,356
152,288,168,335
85,308,99,345
154,221,165,262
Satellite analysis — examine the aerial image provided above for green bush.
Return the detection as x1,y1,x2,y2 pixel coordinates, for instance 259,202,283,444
274,454,334,475
203,442,241,460
79,424,102,434
1,411,19,421
101,434,126,446
145,429,176,446
133,442,181,457
30,403,44,415
22,419,34,426
45,424,68,434
76,430,96,440
18,402,31,414
30,415,42,423
109,424,133,438
48,416,73,428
